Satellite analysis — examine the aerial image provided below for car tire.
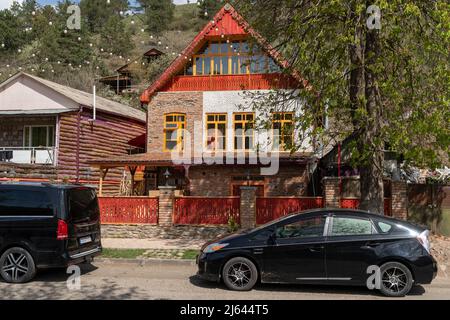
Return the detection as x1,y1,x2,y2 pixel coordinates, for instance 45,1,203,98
222,257,258,291
379,262,413,297
0,247,37,284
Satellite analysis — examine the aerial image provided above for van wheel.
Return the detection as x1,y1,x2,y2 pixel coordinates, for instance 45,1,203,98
0,247,36,283
222,257,258,291
379,262,413,297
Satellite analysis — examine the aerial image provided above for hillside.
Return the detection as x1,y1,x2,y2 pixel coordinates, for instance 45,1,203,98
0,3,206,109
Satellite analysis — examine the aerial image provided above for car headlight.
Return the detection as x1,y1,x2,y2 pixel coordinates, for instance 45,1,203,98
203,243,229,254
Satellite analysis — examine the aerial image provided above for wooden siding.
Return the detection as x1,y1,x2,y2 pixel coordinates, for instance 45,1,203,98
57,110,145,194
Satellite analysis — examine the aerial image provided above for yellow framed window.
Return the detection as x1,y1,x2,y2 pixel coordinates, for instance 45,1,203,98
186,40,281,76
206,114,227,151
272,112,294,151
164,113,186,152
233,113,255,151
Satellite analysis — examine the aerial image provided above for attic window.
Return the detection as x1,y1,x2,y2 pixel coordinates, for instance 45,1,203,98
182,40,281,76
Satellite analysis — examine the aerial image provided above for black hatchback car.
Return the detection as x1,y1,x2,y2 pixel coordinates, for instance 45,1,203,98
197,209,437,297
0,182,102,283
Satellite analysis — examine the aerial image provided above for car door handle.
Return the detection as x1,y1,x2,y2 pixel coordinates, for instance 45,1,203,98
309,246,324,252
361,242,382,249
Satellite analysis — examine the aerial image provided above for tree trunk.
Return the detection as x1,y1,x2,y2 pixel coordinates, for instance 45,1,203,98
359,13,384,214
349,5,365,129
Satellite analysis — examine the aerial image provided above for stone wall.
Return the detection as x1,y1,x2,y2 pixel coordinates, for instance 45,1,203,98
101,224,229,240
147,91,203,153
188,164,308,197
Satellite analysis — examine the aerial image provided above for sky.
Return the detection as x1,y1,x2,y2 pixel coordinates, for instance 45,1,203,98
0,0,196,10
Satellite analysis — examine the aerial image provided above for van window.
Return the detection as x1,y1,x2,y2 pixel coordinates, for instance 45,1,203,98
0,189,54,216
67,188,99,223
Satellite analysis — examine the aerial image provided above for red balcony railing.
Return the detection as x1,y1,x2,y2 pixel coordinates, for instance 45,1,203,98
162,73,297,92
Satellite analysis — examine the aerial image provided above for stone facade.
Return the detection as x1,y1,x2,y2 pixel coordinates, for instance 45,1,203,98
147,91,203,153
323,177,340,208
392,181,408,220
0,116,56,147
158,186,176,226
240,186,257,229
188,164,308,197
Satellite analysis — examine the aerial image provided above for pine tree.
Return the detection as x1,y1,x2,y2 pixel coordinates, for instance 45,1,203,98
137,0,175,35
80,0,129,33
197,0,224,20
99,15,135,56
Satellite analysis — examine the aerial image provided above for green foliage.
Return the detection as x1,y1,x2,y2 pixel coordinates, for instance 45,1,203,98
0,9,27,52
99,15,135,56
79,0,128,33
197,0,224,20
236,0,449,170
227,215,240,233
138,0,175,35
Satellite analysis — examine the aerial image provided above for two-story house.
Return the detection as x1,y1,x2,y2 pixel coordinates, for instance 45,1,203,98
91,4,317,198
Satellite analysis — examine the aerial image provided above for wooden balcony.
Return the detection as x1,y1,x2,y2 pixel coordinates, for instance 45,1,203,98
161,73,298,92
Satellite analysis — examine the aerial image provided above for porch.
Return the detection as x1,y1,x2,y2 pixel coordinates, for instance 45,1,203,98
0,115,57,166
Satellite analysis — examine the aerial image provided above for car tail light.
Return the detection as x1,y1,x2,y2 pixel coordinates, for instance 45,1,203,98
57,219,68,240
417,230,430,254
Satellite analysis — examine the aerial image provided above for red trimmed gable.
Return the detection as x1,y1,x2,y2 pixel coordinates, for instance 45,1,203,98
140,3,308,104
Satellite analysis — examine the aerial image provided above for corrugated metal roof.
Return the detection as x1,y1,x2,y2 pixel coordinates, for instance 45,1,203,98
0,72,146,122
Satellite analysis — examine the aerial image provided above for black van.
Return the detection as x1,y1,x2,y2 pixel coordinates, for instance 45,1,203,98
0,182,102,283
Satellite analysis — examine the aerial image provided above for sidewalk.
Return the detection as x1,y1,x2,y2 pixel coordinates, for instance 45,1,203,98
101,238,206,250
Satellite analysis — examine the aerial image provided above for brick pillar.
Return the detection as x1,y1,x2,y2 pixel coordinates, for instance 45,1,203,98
240,186,257,229
323,177,340,208
158,186,176,227
391,181,408,220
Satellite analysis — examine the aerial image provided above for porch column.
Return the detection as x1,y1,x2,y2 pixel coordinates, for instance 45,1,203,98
391,181,408,220
128,166,137,196
323,177,340,208
98,168,109,197
240,186,257,229
158,186,176,227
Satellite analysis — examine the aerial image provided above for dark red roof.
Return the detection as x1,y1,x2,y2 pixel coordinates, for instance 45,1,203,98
140,3,310,104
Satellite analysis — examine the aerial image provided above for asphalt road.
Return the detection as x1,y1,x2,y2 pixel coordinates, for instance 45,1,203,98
1,260,449,300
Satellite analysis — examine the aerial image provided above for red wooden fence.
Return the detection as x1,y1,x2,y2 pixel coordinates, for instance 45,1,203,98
340,198,392,216
174,197,240,225
98,197,159,224
256,197,324,225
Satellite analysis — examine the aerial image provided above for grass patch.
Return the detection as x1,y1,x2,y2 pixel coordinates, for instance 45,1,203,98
101,248,147,259
182,250,199,260
101,248,199,260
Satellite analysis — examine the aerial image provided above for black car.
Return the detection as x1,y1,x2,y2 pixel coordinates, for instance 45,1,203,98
197,209,437,297
0,182,102,283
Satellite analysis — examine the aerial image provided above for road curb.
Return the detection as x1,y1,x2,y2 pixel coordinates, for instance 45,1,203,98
95,257,197,266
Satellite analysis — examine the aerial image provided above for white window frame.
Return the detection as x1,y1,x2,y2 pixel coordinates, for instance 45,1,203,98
23,125,55,148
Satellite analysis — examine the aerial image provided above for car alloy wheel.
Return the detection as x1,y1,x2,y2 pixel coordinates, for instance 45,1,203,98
222,257,258,291
227,262,252,288
382,267,408,293
0,247,36,283
379,262,413,297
